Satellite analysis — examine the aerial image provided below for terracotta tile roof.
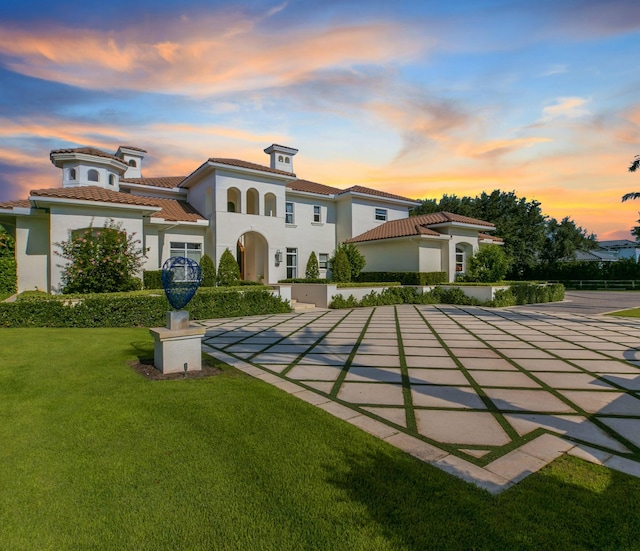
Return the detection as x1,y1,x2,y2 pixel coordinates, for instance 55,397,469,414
29,186,205,222
0,199,31,210
338,185,417,203
478,232,503,242
347,217,443,243
416,211,495,228
207,158,295,177
347,211,496,244
287,179,342,196
117,145,147,153
50,147,126,164
120,176,186,189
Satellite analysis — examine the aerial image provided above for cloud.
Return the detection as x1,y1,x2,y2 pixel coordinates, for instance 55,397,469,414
0,11,426,97
542,97,590,121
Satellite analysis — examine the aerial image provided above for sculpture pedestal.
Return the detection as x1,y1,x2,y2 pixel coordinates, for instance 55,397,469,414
149,325,206,374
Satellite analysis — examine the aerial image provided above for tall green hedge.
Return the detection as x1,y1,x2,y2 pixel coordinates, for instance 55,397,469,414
0,258,16,294
0,288,291,328
143,270,163,290
357,271,447,285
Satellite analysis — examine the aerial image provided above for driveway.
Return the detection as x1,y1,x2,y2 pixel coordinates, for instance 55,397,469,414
514,290,640,315
199,300,640,493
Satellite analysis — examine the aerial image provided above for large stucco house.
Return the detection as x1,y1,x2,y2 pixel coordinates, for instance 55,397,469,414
0,143,501,294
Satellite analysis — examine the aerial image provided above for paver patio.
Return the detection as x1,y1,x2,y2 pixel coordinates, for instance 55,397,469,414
199,299,640,494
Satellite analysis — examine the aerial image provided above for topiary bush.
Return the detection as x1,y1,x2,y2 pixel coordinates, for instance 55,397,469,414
55,219,146,294
305,252,319,279
200,254,217,287
331,248,351,283
462,245,510,283
217,249,240,286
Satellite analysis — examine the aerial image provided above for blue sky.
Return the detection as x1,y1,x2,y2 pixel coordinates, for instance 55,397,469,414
1,0,639,239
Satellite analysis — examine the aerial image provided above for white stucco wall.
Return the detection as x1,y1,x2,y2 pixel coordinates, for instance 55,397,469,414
61,159,122,191
355,239,420,272
15,215,49,293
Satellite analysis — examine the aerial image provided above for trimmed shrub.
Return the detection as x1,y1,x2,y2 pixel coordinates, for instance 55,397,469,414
328,294,359,309
217,249,240,286
0,258,16,294
357,271,447,285
331,248,351,283
490,288,516,307
463,245,510,283
0,287,291,328
200,254,217,287
305,252,320,279
143,270,163,290
278,278,327,284
341,243,366,281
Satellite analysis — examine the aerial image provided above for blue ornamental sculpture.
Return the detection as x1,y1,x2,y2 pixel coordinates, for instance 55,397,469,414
162,257,202,310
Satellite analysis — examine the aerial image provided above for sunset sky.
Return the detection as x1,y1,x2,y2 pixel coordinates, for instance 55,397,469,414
1,0,639,240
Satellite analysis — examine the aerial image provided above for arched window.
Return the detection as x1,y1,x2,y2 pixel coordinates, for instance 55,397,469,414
264,193,277,217
227,187,241,213
128,159,137,167
278,155,284,162
284,157,290,164
246,188,259,215
68,168,77,180
108,174,116,186
88,169,99,182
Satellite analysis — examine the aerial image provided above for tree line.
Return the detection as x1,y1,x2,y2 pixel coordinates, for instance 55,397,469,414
410,189,597,279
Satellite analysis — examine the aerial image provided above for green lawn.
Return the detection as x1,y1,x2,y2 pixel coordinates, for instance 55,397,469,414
608,308,640,318
2,329,640,550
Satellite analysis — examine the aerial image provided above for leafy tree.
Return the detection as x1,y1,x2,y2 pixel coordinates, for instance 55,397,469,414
216,248,240,286
331,248,351,283
55,219,146,294
541,217,597,266
200,253,216,287
0,226,15,259
331,242,366,281
621,154,640,202
305,251,319,279
463,245,510,283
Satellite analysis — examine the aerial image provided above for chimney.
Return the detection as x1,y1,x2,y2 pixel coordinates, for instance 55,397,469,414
263,144,298,173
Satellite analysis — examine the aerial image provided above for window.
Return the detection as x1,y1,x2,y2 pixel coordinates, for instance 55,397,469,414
128,159,137,167
284,157,290,164
170,242,202,262
375,208,387,221
278,155,284,162
286,248,297,279
285,202,294,224
88,169,99,182
319,253,328,270
313,205,321,223
108,174,116,186
456,247,466,273
68,168,77,180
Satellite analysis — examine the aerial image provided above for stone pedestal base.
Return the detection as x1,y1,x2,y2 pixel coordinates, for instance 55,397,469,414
149,325,206,373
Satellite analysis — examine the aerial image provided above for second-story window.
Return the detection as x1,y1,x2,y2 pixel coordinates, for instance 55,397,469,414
88,169,99,182
108,174,116,186
375,208,387,221
285,202,294,224
313,205,321,223
68,168,77,180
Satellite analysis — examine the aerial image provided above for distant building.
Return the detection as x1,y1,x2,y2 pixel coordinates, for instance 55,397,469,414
0,143,501,293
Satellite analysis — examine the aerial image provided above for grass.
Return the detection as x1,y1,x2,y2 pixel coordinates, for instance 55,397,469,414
2,329,640,550
0,292,12,301
608,307,640,318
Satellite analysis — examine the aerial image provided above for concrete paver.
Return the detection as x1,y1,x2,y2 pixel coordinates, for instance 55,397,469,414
203,297,640,493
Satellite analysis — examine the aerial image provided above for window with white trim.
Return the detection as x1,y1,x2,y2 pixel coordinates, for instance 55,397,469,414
286,248,297,278
313,205,321,223
69,168,77,180
108,174,116,186
455,247,466,274
88,169,99,182
285,202,294,224
319,253,328,270
375,208,387,221
169,242,202,281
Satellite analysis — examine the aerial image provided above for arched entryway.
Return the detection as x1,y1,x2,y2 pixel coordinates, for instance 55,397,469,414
236,231,269,283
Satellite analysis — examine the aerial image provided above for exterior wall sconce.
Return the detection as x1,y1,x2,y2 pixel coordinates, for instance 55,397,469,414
275,249,283,265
